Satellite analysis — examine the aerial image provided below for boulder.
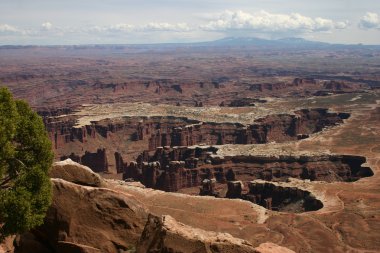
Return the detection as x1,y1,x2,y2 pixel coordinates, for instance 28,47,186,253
50,159,105,187
34,178,147,253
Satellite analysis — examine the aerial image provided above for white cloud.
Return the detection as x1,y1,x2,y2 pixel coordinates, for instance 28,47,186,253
82,22,191,34
335,21,349,30
200,10,348,34
108,23,134,32
0,24,19,34
140,22,191,32
41,22,53,31
75,24,134,34
359,12,380,29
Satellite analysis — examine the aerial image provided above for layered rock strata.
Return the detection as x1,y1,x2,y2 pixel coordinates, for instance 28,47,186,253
124,146,373,192
43,108,348,173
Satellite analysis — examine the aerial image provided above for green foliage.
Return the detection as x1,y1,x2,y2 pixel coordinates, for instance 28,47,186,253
0,87,53,238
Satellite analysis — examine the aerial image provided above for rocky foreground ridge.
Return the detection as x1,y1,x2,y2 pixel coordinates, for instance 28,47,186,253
137,214,295,253
2,160,295,253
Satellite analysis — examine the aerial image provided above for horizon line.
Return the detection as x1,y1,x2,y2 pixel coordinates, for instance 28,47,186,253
0,37,379,47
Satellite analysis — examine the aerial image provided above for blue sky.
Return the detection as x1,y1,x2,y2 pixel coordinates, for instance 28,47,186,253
1,0,380,45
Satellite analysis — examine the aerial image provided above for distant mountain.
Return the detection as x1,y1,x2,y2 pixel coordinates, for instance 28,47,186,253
186,36,380,50
201,37,331,48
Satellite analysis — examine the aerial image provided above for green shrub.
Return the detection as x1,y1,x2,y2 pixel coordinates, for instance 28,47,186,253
0,87,53,239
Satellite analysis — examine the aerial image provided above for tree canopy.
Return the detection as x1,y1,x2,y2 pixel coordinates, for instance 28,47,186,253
0,87,53,238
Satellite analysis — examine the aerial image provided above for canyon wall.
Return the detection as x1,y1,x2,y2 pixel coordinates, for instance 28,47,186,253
41,108,349,173
124,145,373,192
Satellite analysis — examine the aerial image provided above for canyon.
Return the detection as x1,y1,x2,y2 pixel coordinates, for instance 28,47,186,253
40,103,374,215
43,107,349,174
0,42,379,253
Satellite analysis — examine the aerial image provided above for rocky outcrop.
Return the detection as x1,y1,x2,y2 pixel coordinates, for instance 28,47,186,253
50,159,104,187
32,178,146,253
226,181,244,199
292,78,316,86
199,179,218,197
244,181,323,212
114,152,127,173
313,80,356,96
38,108,73,118
249,83,293,92
136,214,296,253
136,214,295,253
323,81,351,91
248,79,316,92
124,146,212,191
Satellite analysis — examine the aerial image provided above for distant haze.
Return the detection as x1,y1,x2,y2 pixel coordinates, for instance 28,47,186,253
0,0,379,45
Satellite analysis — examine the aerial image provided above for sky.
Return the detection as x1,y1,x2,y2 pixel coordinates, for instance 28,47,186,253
0,0,380,45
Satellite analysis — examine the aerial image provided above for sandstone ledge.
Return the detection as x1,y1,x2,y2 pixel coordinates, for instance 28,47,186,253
137,214,295,253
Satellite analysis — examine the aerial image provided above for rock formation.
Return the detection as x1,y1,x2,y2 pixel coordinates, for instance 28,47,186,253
17,161,147,253
44,108,348,173
292,78,317,86
10,160,300,253
61,149,108,173
323,80,352,91
33,178,146,252
226,181,244,199
244,181,323,212
125,145,373,192
136,214,295,253
49,159,105,187
199,178,218,197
